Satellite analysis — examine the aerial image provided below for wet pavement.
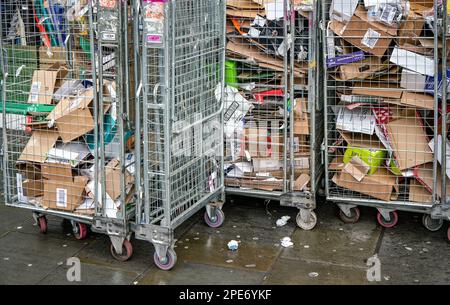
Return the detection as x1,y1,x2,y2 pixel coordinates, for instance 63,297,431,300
0,196,449,285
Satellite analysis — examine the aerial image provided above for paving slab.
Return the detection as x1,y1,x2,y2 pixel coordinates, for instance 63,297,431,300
263,257,369,285
0,231,86,284
281,205,382,269
138,262,265,285
377,212,450,285
38,262,139,285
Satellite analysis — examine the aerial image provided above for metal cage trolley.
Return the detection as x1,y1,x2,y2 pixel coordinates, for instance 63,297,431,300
223,0,323,230
322,0,450,236
132,0,227,270
0,0,138,257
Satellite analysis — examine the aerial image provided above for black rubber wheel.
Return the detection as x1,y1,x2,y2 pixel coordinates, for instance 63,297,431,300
339,207,361,224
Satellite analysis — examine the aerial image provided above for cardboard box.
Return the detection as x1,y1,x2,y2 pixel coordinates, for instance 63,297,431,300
47,88,95,143
330,8,393,57
43,176,89,211
336,56,388,81
409,179,433,204
18,130,60,163
400,69,427,92
352,82,403,99
294,174,310,191
41,162,73,182
28,63,68,105
252,158,282,172
294,98,309,135
390,47,435,77
332,167,399,201
105,158,135,201
386,117,433,171
414,163,450,200
22,179,44,197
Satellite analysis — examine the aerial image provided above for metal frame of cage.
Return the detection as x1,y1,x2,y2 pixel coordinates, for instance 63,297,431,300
131,0,227,270
431,0,450,240
322,0,450,235
0,0,136,258
223,0,323,230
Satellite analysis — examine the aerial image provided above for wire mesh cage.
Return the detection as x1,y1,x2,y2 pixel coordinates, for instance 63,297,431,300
132,0,226,270
223,0,323,230
0,0,136,258
322,0,449,232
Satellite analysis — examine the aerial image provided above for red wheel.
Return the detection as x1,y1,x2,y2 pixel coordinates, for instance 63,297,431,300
339,207,361,224
377,211,398,228
447,227,450,242
110,239,133,262
38,216,47,234
73,223,88,240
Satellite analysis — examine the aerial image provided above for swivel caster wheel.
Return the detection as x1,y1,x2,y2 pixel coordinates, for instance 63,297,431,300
339,207,361,224
73,222,88,240
37,216,48,234
154,248,177,271
447,227,450,242
204,208,225,228
422,215,443,232
110,239,133,262
296,210,317,231
377,211,398,228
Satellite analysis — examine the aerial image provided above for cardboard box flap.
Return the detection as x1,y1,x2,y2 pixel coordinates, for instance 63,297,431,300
409,178,433,204
18,130,59,163
47,88,94,122
41,162,73,181
386,117,433,170
28,63,68,105
401,92,434,110
333,167,398,201
353,5,398,36
340,131,385,150
414,163,450,198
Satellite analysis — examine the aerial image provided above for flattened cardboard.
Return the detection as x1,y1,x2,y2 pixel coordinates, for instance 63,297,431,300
252,157,282,172
401,92,434,110
18,130,59,163
41,162,73,182
351,82,403,99
409,179,433,204
28,64,68,105
332,167,399,201
227,0,264,9
47,88,95,143
43,176,89,211
294,173,310,191
390,47,435,77
105,158,134,201
337,56,387,81
414,163,450,199
386,117,433,170
353,5,398,36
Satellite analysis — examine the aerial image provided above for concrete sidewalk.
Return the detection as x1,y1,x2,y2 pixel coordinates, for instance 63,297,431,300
0,196,449,285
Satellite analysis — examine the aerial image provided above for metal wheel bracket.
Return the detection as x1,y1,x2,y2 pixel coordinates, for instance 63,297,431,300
280,192,314,209
133,223,173,245
110,236,125,256
32,212,41,226
377,208,394,222
338,204,357,218
154,244,170,263
91,217,127,237
298,208,312,223
431,204,450,221
206,204,218,221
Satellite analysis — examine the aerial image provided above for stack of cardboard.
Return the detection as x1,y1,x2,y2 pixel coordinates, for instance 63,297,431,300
327,0,449,202
15,64,135,217
224,0,313,192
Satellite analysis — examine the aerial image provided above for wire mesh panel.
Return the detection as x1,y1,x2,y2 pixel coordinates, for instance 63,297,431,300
133,0,226,270
0,1,136,254
323,0,446,228
223,0,321,229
